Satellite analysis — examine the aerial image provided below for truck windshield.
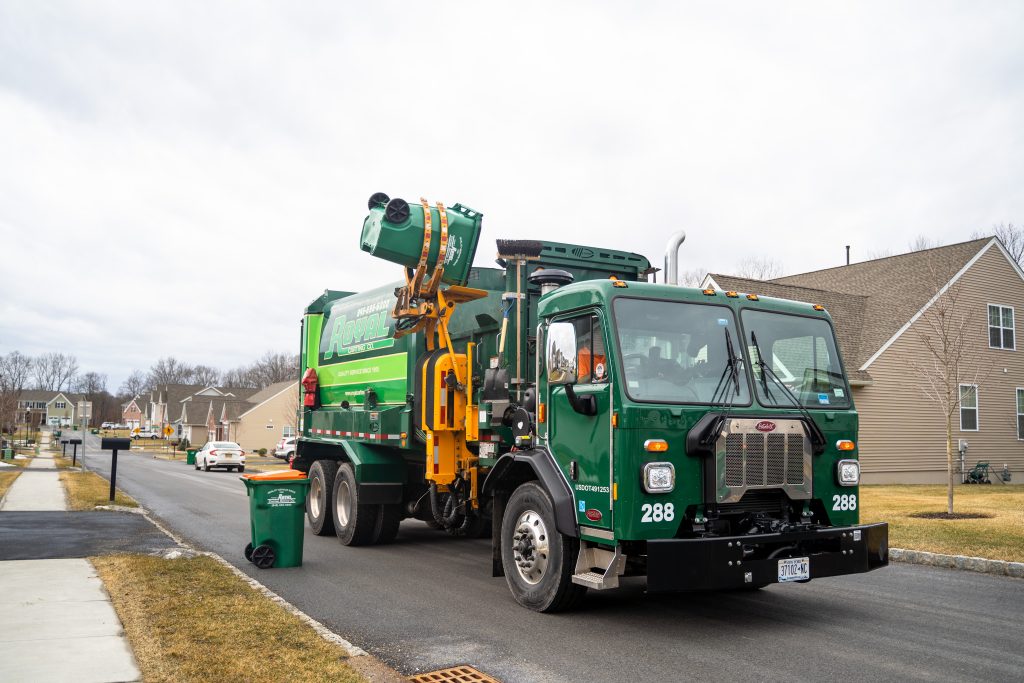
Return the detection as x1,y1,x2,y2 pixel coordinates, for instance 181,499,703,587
613,298,750,405
741,309,850,409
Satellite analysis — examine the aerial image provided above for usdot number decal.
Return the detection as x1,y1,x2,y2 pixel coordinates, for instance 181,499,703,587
832,494,857,511
641,503,675,522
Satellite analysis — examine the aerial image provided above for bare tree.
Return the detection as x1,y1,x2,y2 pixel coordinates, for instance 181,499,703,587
908,235,940,252
74,371,107,396
147,357,194,386
677,267,709,287
0,351,33,431
911,268,991,515
973,223,1024,267
33,352,78,391
191,365,221,387
223,352,299,390
118,369,147,398
735,257,783,281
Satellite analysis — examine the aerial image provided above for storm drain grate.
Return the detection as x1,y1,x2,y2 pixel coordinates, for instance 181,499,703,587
409,665,501,683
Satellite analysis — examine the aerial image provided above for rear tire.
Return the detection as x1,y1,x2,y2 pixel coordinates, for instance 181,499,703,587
203,460,211,472
376,504,402,544
307,460,338,536
501,482,586,612
332,463,381,546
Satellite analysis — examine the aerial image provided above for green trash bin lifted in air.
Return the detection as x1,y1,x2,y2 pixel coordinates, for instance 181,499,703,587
241,470,310,569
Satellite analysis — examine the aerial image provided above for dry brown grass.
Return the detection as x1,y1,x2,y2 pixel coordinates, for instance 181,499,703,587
5,455,33,468
92,555,364,683
0,470,21,501
59,470,138,509
860,485,1024,562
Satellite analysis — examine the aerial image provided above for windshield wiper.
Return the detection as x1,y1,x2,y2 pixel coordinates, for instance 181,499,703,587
750,331,773,402
701,329,742,448
749,330,827,455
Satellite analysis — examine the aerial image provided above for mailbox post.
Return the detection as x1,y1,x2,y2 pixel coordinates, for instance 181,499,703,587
61,439,68,457
68,438,82,467
100,437,131,503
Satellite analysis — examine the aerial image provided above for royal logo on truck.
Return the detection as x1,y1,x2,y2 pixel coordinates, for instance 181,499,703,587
321,294,394,361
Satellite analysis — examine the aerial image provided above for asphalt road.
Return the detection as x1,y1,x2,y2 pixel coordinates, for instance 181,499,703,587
77,434,1024,683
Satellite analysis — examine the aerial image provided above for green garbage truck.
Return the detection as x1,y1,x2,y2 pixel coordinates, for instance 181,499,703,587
292,192,888,612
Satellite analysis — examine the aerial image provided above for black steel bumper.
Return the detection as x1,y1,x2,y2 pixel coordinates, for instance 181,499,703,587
646,522,888,593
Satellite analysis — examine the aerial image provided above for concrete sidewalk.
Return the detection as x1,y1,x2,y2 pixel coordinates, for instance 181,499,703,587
0,454,143,682
0,455,66,511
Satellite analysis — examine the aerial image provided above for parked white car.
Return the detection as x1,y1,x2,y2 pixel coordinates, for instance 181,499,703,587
273,437,296,460
195,441,246,472
133,429,160,439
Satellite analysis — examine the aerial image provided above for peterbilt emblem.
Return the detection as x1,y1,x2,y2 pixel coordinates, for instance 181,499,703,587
755,420,777,432
585,509,603,522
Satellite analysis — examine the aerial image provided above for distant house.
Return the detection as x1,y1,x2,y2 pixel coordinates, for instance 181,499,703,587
121,396,144,429
16,391,91,427
707,237,1024,484
138,384,259,438
233,381,299,453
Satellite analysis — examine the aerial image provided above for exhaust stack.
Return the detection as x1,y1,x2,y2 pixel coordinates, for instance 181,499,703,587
664,231,687,285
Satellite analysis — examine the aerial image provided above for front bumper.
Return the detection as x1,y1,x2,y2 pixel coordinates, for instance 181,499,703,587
646,522,888,592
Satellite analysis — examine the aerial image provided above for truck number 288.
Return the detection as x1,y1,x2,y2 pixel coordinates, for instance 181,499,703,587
640,503,675,522
832,494,857,511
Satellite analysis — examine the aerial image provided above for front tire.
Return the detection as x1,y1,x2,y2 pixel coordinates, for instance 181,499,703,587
332,463,381,546
501,482,586,612
307,460,338,536
203,460,210,472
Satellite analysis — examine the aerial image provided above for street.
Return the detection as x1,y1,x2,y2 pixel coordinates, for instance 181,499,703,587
78,433,1024,683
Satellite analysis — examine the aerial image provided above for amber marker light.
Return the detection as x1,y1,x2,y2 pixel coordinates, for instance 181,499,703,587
746,294,759,301
538,403,546,423
702,288,716,296
812,304,825,311
644,439,669,452
836,440,855,451
612,413,619,428
726,291,739,298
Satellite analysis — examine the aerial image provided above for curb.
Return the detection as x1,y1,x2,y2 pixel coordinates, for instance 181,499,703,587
891,547,1024,579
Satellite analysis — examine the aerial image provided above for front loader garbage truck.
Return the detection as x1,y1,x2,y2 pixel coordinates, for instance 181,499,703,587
293,192,889,612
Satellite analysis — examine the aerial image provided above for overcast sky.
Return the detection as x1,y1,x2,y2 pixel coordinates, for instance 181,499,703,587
2,1,1022,391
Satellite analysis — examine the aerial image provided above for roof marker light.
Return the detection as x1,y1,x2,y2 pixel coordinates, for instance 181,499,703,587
726,291,739,298
702,288,716,296
746,294,759,301
812,304,825,311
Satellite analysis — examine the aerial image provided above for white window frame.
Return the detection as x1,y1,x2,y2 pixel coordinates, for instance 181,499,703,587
988,304,1015,350
1017,388,1024,441
55,401,65,409
959,383,979,432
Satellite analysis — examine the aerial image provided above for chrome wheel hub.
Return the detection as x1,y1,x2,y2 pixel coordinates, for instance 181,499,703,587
512,509,549,585
310,476,323,519
336,480,351,527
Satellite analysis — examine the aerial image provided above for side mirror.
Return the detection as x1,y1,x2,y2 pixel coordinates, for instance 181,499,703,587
546,322,578,385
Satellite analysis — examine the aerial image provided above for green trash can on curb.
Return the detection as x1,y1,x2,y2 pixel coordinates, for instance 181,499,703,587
241,470,310,569
185,449,197,465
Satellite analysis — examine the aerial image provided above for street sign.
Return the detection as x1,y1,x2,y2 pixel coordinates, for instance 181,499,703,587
131,427,140,435
163,425,174,437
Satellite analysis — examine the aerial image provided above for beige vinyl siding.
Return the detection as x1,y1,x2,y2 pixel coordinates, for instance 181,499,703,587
234,382,298,453
856,246,1024,483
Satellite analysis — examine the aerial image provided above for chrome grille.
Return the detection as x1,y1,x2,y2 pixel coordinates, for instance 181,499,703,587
716,418,812,503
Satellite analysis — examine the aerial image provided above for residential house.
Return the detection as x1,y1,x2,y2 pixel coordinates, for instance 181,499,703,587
233,381,299,453
706,237,1024,484
165,385,261,446
16,391,91,427
121,396,144,429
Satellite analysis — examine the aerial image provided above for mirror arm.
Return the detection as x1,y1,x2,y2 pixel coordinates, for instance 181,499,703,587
564,383,597,417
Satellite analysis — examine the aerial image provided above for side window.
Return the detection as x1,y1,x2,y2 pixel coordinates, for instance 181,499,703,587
989,304,1015,350
571,314,608,384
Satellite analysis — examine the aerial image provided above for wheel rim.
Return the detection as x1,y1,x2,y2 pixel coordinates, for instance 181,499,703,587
511,509,550,585
310,474,323,519
336,480,352,527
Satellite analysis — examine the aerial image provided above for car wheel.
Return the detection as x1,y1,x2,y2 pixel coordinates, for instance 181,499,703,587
203,460,211,472
307,460,338,536
331,462,382,546
501,481,586,613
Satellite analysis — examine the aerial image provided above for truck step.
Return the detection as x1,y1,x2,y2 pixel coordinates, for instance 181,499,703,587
572,571,612,589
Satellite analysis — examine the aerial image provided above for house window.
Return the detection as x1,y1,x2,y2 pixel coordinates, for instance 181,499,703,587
988,305,1015,349
959,384,978,431
1017,389,1024,440
55,401,65,409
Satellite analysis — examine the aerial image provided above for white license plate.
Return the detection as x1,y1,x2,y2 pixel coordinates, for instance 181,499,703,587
778,557,810,583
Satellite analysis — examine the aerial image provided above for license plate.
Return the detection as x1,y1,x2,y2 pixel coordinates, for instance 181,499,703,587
778,557,810,583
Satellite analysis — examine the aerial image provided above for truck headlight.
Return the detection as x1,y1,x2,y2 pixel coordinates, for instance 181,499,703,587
837,459,860,486
643,462,675,493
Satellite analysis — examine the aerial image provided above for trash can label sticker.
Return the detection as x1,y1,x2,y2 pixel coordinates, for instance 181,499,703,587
266,488,298,507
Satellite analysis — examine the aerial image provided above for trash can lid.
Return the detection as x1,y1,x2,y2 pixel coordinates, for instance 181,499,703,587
241,469,308,481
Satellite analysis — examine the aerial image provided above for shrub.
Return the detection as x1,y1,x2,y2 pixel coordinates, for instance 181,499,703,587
258,448,267,456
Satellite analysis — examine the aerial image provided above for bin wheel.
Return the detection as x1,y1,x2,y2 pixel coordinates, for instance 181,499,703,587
251,544,276,569
244,543,254,562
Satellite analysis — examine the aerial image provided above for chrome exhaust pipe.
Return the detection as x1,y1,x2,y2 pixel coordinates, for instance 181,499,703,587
664,231,687,285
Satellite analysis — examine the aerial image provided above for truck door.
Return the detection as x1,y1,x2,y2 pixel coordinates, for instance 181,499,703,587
545,312,613,531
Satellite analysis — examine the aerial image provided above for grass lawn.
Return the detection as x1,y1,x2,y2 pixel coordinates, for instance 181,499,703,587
5,455,34,468
0,470,21,500
93,554,364,683
59,470,138,509
860,485,1024,562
